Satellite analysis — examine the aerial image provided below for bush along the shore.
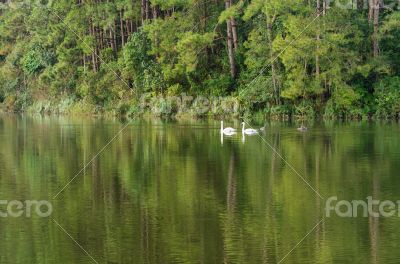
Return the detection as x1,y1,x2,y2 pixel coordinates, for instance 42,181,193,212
2,93,243,118
2,88,400,121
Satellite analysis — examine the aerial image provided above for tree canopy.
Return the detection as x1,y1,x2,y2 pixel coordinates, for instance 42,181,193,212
0,0,400,119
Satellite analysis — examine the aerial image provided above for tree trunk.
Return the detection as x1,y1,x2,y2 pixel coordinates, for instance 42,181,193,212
229,0,238,51
225,0,236,79
90,19,98,72
113,20,117,51
109,28,116,54
145,0,150,20
83,55,86,73
120,10,125,47
99,28,104,50
368,0,374,22
266,17,279,105
202,0,207,33
231,19,239,51
372,0,379,58
141,0,150,23
316,0,321,78
226,20,236,79
152,6,158,19
126,20,130,38
130,19,134,34
141,0,146,23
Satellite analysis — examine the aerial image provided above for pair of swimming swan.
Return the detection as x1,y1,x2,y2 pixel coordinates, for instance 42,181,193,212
220,121,259,135
221,121,308,135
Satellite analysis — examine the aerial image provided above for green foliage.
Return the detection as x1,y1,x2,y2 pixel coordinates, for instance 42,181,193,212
374,77,400,119
0,0,400,119
151,0,191,10
323,88,361,119
115,101,131,116
218,0,243,24
203,74,232,96
122,32,151,78
269,105,292,119
122,31,165,93
238,75,273,112
143,13,191,84
176,32,214,73
4,91,31,112
22,43,55,75
166,84,183,96
294,102,315,119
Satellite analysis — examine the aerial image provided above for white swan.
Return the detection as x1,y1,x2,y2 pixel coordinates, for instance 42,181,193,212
242,122,258,135
221,121,237,135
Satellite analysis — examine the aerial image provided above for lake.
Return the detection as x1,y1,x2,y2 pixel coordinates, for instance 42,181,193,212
0,114,399,263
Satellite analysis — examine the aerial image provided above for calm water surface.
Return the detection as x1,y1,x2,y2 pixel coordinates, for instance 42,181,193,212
0,114,400,263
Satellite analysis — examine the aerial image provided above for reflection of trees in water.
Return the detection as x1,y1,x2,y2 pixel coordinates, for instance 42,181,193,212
227,152,237,214
265,132,280,264
222,142,243,264
369,172,379,264
1,118,400,263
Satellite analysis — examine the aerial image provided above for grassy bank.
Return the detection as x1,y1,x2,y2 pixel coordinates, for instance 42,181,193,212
1,94,244,119
2,92,400,121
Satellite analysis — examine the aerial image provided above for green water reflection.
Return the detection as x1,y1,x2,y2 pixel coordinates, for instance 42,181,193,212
0,114,399,263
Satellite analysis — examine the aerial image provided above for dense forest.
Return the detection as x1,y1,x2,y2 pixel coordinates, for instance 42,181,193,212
0,0,400,119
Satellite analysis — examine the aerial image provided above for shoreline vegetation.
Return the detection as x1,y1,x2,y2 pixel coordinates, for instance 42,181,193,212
1,93,399,121
1,1,400,120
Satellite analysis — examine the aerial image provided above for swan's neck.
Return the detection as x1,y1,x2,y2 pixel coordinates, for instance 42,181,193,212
242,123,245,132
221,122,223,131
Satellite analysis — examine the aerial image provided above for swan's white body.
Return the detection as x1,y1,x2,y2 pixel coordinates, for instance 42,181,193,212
221,121,237,135
242,122,258,135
